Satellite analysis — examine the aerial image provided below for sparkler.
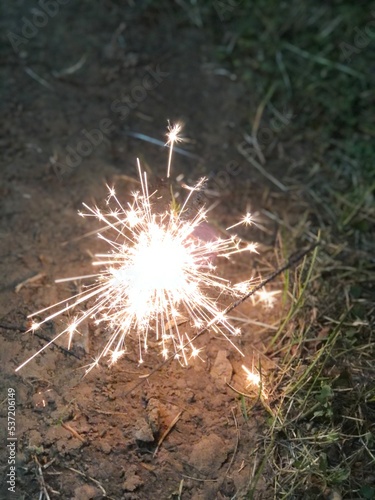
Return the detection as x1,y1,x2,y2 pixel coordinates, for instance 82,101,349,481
17,123,269,374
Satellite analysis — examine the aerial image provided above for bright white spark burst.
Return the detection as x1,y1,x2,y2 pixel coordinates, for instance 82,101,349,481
242,364,268,399
17,124,274,373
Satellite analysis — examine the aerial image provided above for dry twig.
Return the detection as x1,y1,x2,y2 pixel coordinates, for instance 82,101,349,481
0,323,81,360
153,410,183,457
225,408,240,476
33,455,59,499
61,422,85,443
66,466,107,496
15,273,45,293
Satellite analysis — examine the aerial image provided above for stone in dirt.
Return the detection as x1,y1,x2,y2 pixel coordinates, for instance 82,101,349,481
146,397,160,435
134,417,154,443
210,350,233,390
73,484,103,500
189,434,228,475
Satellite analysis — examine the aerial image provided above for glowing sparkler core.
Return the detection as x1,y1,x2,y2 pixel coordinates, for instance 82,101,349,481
17,124,269,373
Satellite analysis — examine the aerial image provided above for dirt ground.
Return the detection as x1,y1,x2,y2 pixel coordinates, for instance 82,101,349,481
0,3,325,500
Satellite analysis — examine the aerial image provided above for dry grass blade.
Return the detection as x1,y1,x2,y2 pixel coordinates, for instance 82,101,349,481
61,422,85,443
153,410,183,457
237,141,288,192
66,466,107,496
15,273,45,293
225,408,240,477
33,455,58,499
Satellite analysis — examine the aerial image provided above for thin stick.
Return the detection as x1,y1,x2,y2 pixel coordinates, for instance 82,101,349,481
153,410,183,457
226,382,256,400
15,273,45,293
0,323,81,360
25,67,53,90
237,141,288,192
66,467,107,496
125,131,201,161
122,241,319,398
90,408,129,416
52,54,87,78
33,455,52,500
252,83,278,138
225,408,240,476
61,422,85,443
